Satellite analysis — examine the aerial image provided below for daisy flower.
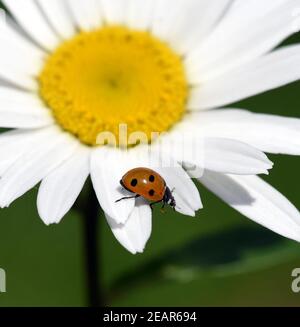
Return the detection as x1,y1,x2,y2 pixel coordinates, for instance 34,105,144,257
0,0,300,254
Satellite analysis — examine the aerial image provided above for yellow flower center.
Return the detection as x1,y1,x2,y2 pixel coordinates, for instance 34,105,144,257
39,26,188,146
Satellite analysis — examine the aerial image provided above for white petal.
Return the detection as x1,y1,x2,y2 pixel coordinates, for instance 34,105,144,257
0,15,45,58
133,147,202,214
91,144,202,222
106,197,152,254
0,16,42,87
0,127,79,208
0,39,43,76
172,192,196,217
189,45,300,110
66,0,103,31
90,147,136,224
186,0,298,84
151,0,183,41
0,70,36,92
100,0,127,25
0,102,53,128
3,0,60,51
199,171,300,242
201,138,273,175
37,147,90,225
0,87,42,104
188,109,300,155
0,87,53,128
165,0,232,54
125,0,156,30
155,165,202,213
0,55,38,90
225,0,288,23
36,0,76,39
0,129,43,175
157,131,273,175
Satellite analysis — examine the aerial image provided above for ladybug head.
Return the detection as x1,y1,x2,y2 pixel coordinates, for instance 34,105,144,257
169,197,176,209
164,187,176,209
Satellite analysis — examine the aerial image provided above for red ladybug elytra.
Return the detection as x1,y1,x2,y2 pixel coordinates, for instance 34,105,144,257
116,167,176,209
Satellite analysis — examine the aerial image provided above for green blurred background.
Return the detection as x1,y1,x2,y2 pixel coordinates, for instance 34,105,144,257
0,4,300,307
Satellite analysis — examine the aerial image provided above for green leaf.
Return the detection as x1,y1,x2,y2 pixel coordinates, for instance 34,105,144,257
109,226,300,306
110,226,300,288
162,227,300,281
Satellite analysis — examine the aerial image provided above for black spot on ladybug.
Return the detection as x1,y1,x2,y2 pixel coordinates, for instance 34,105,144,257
149,175,155,182
149,189,155,197
131,178,138,187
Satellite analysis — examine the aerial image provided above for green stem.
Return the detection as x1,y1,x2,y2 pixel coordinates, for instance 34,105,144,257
82,182,104,307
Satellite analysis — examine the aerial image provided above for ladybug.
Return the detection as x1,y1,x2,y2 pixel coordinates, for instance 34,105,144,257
116,167,176,209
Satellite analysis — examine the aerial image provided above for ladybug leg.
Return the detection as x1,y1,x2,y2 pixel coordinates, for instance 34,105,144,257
115,194,140,203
